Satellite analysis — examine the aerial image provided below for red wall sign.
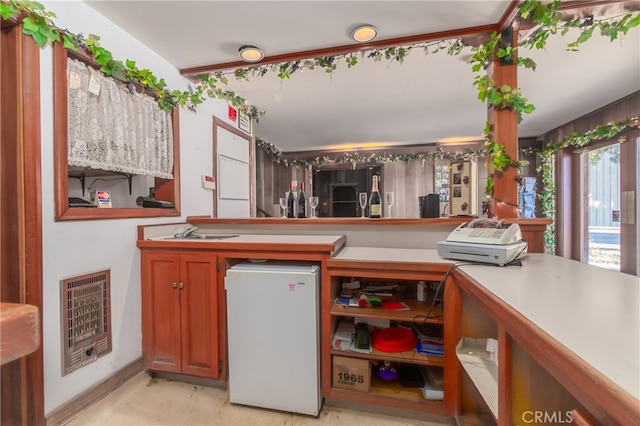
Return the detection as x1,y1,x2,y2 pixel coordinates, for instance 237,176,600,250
228,105,237,122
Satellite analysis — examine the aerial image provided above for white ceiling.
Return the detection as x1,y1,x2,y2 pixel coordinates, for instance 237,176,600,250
84,1,640,153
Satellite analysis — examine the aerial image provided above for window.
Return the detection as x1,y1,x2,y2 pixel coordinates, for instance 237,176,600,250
53,43,181,220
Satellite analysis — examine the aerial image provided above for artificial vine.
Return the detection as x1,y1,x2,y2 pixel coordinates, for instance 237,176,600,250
517,117,638,253
4,0,637,125
257,138,485,170
4,0,639,246
0,0,263,119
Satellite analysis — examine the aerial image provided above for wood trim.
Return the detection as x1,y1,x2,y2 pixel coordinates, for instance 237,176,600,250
217,257,228,381
180,24,499,77
497,1,522,30
497,326,512,426
185,216,552,226
452,270,639,425
53,43,181,221
1,26,45,426
45,358,144,426
0,303,39,365
488,28,519,219
326,260,450,277
137,243,340,263
22,30,44,426
443,276,462,416
153,108,181,215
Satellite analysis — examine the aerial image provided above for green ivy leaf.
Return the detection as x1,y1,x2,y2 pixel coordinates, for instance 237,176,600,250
62,33,76,50
575,26,594,44
22,16,39,33
1,3,16,20
488,91,502,105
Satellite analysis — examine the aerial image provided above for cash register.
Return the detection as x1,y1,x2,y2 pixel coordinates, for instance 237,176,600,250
437,219,528,266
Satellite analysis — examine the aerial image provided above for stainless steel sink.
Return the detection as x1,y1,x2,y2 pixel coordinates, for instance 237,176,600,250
184,234,238,240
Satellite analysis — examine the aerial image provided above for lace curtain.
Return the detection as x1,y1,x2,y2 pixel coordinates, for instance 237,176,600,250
67,58,174,179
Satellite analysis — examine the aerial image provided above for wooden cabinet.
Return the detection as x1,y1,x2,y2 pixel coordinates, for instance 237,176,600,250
323,254,458,416
141,251,220,378
450,262,638,426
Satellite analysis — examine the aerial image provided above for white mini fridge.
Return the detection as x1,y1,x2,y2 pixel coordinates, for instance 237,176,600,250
225,261,321,416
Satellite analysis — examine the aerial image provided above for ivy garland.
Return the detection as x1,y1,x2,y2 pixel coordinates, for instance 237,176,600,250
0,0,263,118
3,0,639,248
257,138,485,169
4,0,637,132
519,117,638,253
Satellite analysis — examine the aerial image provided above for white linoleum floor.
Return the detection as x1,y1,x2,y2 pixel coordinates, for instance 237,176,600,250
65,371,455,426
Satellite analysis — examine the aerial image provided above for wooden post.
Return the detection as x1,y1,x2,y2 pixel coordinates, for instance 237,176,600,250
488,28,519,219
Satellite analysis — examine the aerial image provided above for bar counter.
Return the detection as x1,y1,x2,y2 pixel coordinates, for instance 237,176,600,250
185,217,552,253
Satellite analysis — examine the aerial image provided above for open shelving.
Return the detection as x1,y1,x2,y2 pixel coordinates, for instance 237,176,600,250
456,336,498,420
322,261,454,416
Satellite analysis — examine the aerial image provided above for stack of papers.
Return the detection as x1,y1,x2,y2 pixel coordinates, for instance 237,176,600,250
331,320,372,353
416,336,444,356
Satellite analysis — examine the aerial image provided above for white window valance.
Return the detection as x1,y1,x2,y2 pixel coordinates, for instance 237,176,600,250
67,58,174,179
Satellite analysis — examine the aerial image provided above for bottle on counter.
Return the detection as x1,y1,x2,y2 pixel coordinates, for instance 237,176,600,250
369,175,381,218
297,181,306,218
287,181,296,218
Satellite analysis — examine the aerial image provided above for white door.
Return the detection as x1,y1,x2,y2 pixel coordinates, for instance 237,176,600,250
213,117,253,217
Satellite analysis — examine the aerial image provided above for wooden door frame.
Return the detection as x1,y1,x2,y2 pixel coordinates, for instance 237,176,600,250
211,117,255,217
0,22,45,425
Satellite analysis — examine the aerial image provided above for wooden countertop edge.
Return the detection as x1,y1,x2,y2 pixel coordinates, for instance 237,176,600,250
451,269,639,425
137,235,346,254
326,258,452,274
185,216,553,226
0,303,41,365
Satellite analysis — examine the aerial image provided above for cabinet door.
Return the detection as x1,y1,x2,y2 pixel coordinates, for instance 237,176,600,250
179,253,220,378
141,252,182,373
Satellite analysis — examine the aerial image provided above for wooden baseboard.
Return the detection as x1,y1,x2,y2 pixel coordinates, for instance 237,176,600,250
150,371,227,390
45,357,143,426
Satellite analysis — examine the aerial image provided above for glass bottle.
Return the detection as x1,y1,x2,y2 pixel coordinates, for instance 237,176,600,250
369,175,381,218
297,181,306,218
287,182,296,218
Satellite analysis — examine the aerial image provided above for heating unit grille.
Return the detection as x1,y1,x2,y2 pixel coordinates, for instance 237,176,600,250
60,269,112,376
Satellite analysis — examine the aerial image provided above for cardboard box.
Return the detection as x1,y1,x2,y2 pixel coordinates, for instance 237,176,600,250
332,356,371,392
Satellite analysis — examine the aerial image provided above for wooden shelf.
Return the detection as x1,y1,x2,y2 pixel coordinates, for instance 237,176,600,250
369,375,440,403
0,303,40,365
331,347,444,367
331,299,444,324
328,378,446,414
68,166,133,196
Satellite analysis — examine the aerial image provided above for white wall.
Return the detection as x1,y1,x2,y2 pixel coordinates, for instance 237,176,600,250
40,1,234,414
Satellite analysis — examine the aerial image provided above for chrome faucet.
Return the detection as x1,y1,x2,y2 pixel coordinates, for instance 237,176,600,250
175,226,198,239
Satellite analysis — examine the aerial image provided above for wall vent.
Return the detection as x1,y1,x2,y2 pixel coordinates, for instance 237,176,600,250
60,269,112,376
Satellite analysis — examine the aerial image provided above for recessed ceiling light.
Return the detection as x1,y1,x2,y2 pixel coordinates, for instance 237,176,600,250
351,25,377,43
239,45,264,63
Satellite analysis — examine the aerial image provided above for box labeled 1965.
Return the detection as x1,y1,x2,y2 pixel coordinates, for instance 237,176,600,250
332,356,370,392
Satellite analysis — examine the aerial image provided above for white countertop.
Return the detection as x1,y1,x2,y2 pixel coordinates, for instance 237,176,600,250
334,248,639,400
149,233,344,245
331,246,450,264
458,253,639,400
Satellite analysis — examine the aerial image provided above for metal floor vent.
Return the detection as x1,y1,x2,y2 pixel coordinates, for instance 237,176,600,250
61,269,112,376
